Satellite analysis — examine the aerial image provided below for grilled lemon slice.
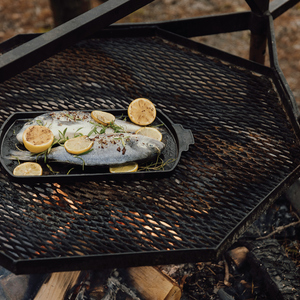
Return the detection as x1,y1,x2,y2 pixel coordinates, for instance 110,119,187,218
128,98,156,126
13,162,43,176
22,125,54,153
91,110,115,125
64,135,94,155
135,127,162,141
109,162,138,173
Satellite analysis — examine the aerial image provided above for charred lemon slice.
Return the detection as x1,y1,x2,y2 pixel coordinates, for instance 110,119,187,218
109,162,138,173
91,110,115,125
22,125,54,153
13,162,43,176
128,98,156,126
135,127,162,142
64,135,94,155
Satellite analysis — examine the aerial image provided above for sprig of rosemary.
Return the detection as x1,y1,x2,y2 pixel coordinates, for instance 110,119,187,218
73,148,94,170
88,120,125,135
87,124,102,137
13,156,20,165
67,168,75,175
64,113,82,121
35,128,70,163
36,119,44,126
46,164,59,174
57,128,69,145
74,127,84,137
138,157,176,171
109,121,125,133
113,136,129,148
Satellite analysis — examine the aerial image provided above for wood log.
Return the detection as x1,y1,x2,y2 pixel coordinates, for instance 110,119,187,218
227,246,249,268
128,266,182,300
33,271,81,300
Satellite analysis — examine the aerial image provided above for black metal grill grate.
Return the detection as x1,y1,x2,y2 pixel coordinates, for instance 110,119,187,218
0,31,300,273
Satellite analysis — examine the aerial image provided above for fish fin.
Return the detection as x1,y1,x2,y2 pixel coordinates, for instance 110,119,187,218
7,150,36,161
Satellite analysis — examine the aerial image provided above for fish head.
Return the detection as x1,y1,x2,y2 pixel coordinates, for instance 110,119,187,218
147,138,165,154
132,135,165,154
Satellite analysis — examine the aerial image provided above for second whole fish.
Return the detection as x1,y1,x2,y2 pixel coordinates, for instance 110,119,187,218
10,133,165,167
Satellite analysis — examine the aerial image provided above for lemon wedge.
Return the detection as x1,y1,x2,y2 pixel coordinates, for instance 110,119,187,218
22,125,54,153
109,162,138,173
128,98,156,126
13,162,43,176
91,110,116,125
64,135,94,155
135,127,162,141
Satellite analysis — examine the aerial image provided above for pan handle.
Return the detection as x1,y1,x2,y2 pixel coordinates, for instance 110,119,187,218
173,124,194,153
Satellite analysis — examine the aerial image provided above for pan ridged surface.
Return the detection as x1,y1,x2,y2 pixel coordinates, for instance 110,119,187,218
0,35,300,273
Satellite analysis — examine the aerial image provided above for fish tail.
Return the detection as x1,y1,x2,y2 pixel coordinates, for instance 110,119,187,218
7,150,38,162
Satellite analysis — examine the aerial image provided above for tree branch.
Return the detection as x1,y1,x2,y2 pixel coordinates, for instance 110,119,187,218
256,220,300,240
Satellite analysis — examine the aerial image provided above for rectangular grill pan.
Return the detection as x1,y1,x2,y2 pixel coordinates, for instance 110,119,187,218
0,109,194,183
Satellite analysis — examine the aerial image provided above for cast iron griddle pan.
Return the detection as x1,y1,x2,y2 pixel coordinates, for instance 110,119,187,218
0,109,194,183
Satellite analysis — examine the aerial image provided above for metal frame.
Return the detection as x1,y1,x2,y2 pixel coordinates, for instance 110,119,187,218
0,0,154,83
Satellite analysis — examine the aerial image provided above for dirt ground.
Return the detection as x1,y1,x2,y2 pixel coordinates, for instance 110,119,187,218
0,0,300,106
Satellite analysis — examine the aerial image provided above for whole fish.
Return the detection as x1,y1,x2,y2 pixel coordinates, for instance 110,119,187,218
10,133,165,167
16,111,142,143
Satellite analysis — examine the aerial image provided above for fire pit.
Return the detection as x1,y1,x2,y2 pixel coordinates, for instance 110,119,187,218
0,0,299,277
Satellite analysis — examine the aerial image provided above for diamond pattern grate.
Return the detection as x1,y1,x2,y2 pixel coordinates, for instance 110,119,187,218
0,32,299,273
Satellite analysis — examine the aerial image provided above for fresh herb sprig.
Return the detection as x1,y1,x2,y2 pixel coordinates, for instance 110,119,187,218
35,127,70,163
73,149,94,170
113,136,129,148
64,113,82,121
46,164,59,174
36,119,44,126
109,121,125,133
88,120,125,135
138,157,176,171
